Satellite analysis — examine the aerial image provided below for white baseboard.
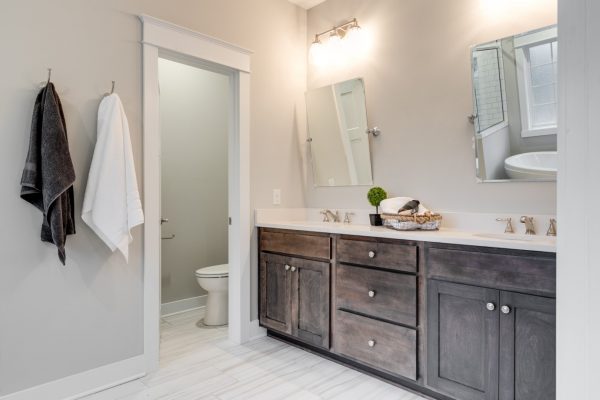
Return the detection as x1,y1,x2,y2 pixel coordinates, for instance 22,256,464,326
0,355,145,400
249,319,266,341
161,295,207,317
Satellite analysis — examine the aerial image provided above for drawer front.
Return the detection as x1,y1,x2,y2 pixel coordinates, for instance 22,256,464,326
334,310,417,380
260,230,330,260
427,247,556,297
336,264,417,326
337,238,417,273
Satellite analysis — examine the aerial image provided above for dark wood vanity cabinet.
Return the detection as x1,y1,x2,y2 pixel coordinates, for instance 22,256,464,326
258,228,557,400
259,230,331,349
498,291,556,400
259,253,292,335
427,280,500,400
426,245,556,400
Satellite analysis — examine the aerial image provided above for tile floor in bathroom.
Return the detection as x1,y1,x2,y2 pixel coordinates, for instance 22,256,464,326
84,308,427,400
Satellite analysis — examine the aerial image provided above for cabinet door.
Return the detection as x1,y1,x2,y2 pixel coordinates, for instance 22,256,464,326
290,257,330,348
427,280,499,400
499,292,556,400
259,253,292,334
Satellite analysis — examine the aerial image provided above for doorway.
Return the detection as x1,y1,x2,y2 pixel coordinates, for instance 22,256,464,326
141,15,253,372
158,56,230,329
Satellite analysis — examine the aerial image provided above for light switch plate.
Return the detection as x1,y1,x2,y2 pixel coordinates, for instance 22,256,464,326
272,189,281,205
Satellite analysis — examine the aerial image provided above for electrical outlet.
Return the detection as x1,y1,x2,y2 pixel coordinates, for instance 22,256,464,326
272,189,281,205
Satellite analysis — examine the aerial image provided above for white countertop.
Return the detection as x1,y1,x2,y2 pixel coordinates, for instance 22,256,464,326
255,219,557,253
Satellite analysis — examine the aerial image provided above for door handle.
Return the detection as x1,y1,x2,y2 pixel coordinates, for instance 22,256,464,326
161,217,169,224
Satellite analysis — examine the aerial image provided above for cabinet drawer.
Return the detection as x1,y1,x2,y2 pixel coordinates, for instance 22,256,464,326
336,264,417,326
427,247,556,297
337,237,417,273
260,230,330,260
334,310,417,380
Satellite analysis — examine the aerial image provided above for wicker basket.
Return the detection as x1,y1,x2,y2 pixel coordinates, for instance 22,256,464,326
381,212,442,231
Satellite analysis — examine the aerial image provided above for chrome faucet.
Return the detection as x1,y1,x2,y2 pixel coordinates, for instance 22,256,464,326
320,209,340,223
496,217,514,233
520,216,536,235
547,218,557,236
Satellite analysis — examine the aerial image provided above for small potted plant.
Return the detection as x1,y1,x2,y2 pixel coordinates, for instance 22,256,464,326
367,187,387,226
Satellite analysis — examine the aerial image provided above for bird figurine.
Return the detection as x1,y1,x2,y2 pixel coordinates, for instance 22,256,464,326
398,200,421,215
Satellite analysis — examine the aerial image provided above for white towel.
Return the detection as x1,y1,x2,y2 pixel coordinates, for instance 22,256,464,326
380,197,430,215
82,94,144,262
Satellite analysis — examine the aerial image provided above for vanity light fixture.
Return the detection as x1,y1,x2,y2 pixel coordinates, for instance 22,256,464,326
309,18,363,65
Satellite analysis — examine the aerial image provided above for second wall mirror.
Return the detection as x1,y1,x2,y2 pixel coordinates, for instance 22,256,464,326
306,78,374,187
471,25,558,182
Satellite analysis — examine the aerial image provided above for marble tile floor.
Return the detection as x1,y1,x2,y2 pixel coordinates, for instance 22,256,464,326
84,308,428,400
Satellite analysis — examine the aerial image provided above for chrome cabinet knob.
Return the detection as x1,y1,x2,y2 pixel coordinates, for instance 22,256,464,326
290,266,296,272
285,265,291,271
486,302,496,311
368,290,376,298
368,339,376,347
368,250,376,259
501,305,511,314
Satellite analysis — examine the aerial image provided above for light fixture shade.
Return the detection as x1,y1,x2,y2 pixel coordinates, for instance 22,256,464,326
327,32,344,66
327,32,342,47
309,40,326,66
309,19,366,66
344,25,362,45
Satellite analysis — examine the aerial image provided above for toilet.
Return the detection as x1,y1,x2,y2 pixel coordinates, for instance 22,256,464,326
195,264,229,326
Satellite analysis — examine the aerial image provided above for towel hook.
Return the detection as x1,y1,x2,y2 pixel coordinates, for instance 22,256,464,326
47,68,52,84
110,80,115,94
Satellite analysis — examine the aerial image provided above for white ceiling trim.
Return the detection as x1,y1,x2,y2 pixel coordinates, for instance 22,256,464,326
287,0,327,10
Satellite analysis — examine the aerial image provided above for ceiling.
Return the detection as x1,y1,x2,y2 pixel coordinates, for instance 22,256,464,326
287,0,327,10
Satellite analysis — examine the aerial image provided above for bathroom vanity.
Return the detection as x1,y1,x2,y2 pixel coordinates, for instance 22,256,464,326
257,224,556,400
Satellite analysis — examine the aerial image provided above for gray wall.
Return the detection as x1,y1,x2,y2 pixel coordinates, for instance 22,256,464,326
159,58,229,305
306,0,557,214
0,0,306,396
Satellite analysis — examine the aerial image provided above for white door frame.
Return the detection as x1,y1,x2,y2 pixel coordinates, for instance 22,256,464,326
140,15,253,372
557,0,600,398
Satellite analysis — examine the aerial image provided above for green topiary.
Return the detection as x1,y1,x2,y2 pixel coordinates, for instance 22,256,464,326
367,187,387,214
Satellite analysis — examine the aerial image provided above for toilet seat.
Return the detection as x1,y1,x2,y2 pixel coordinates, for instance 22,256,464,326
195,264,228,278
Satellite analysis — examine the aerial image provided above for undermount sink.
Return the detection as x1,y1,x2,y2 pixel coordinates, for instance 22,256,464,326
473,233,543,241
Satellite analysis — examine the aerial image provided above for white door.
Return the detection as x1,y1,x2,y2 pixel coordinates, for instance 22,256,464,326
333,80,372,185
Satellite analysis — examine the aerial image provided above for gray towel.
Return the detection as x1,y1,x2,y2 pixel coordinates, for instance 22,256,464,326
20,83,76,265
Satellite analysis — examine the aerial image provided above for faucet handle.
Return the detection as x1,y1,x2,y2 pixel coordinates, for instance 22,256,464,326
547,218,557,236
344,212,355,224
320,210,329,223
333,210,340,223
496,217,514,233
520,216,536,235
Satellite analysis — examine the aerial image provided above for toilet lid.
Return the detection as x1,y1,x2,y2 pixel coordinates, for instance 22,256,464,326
195,264,228,277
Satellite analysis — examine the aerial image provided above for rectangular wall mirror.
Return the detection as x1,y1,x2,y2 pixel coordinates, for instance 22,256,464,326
306,78,374,187
471,25,557,182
